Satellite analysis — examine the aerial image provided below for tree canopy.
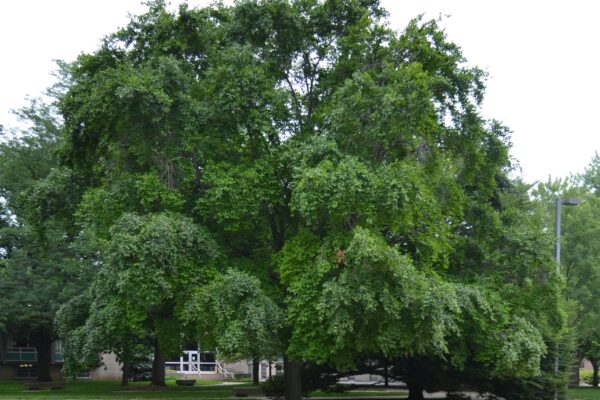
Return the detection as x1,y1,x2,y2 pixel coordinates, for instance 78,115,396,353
0,1,572,399
0,99,94,381
531,157,600,390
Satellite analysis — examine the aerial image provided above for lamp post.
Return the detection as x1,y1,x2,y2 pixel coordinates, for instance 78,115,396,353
555,197,582,267
554,197,581,400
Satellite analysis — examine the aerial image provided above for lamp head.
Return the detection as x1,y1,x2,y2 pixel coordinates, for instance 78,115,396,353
561,198,582,206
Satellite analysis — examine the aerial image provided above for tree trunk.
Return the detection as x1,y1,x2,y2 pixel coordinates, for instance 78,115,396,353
269,359,272,379
407,381,425,400
406,358,424,400
592,358,599,387
284,358,302,400
383,363,389,387
31,327,53,382
0,333,6,363
253,358,260,385
151,339,166,387
121,362,130,386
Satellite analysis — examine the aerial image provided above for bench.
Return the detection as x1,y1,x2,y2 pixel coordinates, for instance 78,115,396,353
24,381,65,390
233,388,264,397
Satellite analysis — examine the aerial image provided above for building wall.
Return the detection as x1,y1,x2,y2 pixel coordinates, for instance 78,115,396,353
582,359,593,370
0,333,64,381
90,353,122,380
223,360,251,375
50,365,62,381
223,360,280,381
0,364,62,380
0,365,15,379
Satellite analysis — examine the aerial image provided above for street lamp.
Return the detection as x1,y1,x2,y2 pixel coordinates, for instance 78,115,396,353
554,197,582,268
554,197,581,400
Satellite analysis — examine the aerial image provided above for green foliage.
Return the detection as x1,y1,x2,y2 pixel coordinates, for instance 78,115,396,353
104,212,217,304
58,212,219,379
528,172,600,398
583,152,600,194
580,369,595,386
27,0,567,396
185,269,283,361
136,173,185,213
197,161,282,233
285,226,548,379
0,99,61,203
0,97,96,381
492,317,546,377
261,375,286,397
75,185,128,240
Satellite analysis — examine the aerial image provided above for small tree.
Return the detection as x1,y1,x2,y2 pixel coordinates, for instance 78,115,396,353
185,269,284,385
76,213,218,386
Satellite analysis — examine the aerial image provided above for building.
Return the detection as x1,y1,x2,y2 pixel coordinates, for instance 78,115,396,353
0,332,279,382
0,333,63,380
165,350,280,381
165,349,231,379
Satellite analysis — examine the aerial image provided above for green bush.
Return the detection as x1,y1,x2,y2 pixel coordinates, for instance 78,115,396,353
261,375,285,397
580,369,595,385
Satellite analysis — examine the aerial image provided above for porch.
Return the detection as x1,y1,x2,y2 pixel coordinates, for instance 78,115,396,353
165,350,233,379
3,347,63,363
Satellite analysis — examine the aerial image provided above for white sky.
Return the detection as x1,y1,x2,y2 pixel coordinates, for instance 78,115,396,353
1,0,599,184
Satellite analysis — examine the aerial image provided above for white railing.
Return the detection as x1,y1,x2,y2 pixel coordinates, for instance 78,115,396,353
165,359,234,379
165,361,219,373
164,350,235,379
216,362,234,379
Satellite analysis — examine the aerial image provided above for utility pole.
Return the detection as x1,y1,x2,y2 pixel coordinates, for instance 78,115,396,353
554,197,581,400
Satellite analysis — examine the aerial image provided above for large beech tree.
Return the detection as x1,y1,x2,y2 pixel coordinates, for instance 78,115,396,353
55,1,564,399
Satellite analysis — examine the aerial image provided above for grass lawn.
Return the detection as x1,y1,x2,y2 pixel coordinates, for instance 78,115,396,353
0,380,412,400
6,381,596,400
0,379,237,400
569,388,600,399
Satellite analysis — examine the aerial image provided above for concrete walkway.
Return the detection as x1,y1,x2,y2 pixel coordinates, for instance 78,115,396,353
422,393,494,399
309,392,498,400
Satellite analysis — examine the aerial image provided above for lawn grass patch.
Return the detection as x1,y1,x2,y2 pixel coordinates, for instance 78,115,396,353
6,379,595,399
569,388,600,399
0,379,237,400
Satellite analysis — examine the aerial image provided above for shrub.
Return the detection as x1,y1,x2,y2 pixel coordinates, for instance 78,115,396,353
261,375,285,397
580,369,594,385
